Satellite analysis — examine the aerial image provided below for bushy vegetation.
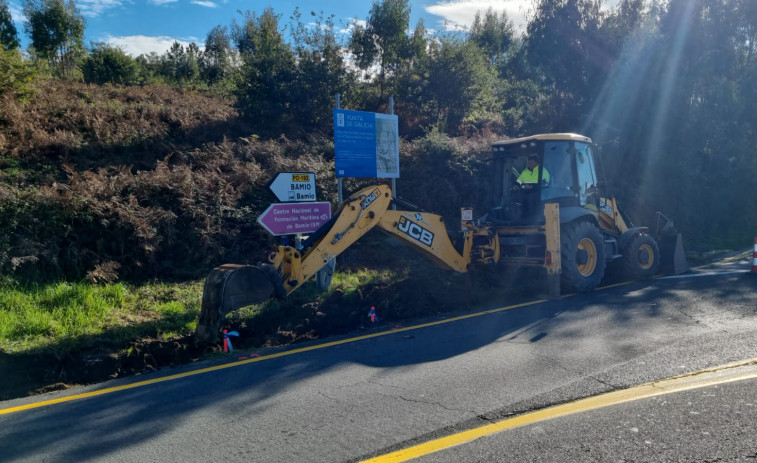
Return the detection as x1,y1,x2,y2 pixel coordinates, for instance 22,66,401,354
0,48,36,101
82,43,139,85
1,0,755,280
0,78,493,282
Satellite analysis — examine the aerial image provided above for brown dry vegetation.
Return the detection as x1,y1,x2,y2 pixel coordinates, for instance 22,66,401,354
0,80,498,284
0,81,513,399
0,81,331,282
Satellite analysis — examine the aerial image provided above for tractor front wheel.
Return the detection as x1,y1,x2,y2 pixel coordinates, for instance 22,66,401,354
561,221,607,292
621,234,660,280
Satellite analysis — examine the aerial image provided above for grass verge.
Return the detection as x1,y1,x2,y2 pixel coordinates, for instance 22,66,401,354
0,281,202,355
0,261,557,401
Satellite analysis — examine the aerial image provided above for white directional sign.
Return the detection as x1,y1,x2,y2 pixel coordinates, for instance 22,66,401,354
269,172,317,202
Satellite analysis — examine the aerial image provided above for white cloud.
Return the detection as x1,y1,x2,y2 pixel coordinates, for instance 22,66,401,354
191,0,217,7
339,18,367,35
425,0,624,32
425,0,531,31
10,0,124,20
308,22,334,32
8,2,26,23
103,34,200,56
147,0,178,5
77,0,123,18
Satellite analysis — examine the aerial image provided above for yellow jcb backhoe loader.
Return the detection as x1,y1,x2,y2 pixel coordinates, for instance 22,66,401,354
195,133,688,343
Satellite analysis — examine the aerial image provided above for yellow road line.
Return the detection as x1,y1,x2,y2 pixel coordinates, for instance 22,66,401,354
361,358,757,463
0,299,548,416
595,280,633,291
0,260,742,416
692,251,752,270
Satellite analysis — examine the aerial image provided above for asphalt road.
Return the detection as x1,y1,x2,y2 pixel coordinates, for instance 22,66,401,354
412,375,757,462
1,259,755,462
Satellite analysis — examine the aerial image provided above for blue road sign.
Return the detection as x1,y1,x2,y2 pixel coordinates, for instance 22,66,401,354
333,109,399,178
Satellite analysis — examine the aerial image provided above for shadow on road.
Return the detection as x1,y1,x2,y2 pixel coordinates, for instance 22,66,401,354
2,270,755,462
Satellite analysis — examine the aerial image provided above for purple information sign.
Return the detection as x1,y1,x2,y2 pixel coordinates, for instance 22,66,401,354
257,202,331,236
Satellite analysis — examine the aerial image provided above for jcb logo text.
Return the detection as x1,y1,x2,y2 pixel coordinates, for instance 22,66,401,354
361,189,381,210
397,217,434,247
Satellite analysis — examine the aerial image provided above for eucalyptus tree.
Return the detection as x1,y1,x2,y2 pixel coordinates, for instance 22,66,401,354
232,7,295,129
289,9,351,130
349,0,411,100
394,18,430,130
646,0,757,245
23,0,85,77
578,0,757,247
202,25,233,85
469,7,514,67
425,36,496,133
0,0,19,50
524,0,606,129
184,42,200,83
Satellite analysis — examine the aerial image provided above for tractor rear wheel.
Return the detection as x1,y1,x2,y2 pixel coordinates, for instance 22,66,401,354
561,221,607,292
621,234,660,280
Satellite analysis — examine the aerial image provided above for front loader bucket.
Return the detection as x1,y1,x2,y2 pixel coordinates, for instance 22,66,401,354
659,233,689,275
195,264,276,343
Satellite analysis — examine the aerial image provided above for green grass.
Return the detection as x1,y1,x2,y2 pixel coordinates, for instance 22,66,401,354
0,264,506,359
0,268,403,357
330,268,403,291
0,280,203,354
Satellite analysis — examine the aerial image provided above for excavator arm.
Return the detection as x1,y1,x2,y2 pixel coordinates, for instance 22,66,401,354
195,184,499,342
270,184,395,296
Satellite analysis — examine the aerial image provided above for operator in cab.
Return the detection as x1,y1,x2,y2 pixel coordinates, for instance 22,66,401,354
513,154,550,190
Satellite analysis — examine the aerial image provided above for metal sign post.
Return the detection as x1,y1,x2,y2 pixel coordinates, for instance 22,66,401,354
389,95,397,208
336,93,343,205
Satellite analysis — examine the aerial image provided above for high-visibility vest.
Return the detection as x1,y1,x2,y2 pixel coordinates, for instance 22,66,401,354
517,165,550,184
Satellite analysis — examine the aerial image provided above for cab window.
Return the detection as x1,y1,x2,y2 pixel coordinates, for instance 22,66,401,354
542,142,575,201
574,143,597,207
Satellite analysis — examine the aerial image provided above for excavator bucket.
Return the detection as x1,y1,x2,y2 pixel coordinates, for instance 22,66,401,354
195,264,276,343
655,213,689,275
658,233,689,275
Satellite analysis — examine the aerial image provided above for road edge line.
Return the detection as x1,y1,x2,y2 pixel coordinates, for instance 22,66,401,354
0,299,547,415
360,358,757,463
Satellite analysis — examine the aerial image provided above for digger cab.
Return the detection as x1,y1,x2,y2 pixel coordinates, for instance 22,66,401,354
488,133,600,225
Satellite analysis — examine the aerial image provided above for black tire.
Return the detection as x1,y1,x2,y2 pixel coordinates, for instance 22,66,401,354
561,221,607,292
621,234,660,280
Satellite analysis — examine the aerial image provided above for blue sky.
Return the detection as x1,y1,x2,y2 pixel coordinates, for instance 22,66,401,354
6,0,620,56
